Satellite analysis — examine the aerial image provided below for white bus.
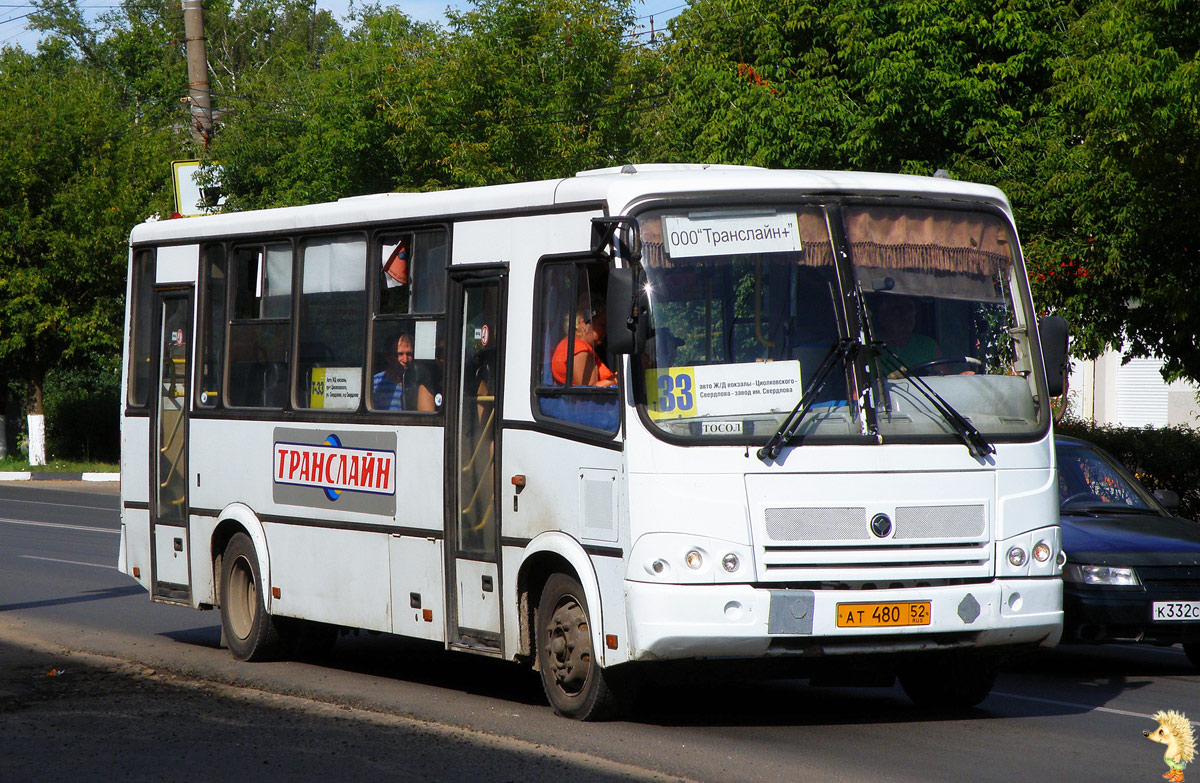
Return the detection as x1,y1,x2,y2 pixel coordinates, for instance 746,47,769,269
119,165,1068,719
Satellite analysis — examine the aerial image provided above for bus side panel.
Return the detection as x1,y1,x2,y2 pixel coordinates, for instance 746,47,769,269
389,536,446,642
189,515,219,606
121,506,152,591
499,428,628,663
265,523,391,632
119,415,151,588
120,418,150,506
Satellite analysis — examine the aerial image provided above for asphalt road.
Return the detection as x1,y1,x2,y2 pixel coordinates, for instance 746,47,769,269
0,481,1196,783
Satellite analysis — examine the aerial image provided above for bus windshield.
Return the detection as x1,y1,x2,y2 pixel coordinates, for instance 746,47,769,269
635,203,1042,443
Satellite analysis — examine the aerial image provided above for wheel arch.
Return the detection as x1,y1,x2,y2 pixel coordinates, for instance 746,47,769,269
516,532,605,668
209,504,271,612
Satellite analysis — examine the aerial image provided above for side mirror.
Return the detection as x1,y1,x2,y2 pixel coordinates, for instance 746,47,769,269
1154,489,1181,511
1038,316,1069,397
607,267,636,355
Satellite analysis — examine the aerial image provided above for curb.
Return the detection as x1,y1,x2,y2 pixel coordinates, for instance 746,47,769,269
0,472,120,482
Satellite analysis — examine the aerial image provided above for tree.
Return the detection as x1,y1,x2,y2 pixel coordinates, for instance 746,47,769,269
1026,0,1200,381
0,43,174,464
210,0,661,206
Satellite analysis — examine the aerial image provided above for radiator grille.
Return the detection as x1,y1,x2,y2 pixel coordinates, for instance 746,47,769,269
765,507,867,542
893,504,985,540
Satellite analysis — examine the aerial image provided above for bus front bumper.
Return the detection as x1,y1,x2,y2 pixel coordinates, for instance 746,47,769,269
624,579,1062,661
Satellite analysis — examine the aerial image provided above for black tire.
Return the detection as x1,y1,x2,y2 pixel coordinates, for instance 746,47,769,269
536,573,629,720
219,532,282,662
1183,640,1200,669
899,655,997,709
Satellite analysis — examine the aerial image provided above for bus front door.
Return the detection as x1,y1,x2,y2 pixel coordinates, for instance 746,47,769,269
445,269,505,653
149,291,192,604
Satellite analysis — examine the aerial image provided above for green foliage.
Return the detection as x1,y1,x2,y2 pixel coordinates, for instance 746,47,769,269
210,0,659,206
1027,0,1200,383
644,0,1067,174
43,365,121,462
1057,419,1200,520
0,46,175,390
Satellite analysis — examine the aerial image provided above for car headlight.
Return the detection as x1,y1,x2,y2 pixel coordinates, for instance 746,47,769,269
1063,564,1140,586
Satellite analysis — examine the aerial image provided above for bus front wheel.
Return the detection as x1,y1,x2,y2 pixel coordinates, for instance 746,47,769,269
899,654,997,709
219,532,281,662
536,573,628,720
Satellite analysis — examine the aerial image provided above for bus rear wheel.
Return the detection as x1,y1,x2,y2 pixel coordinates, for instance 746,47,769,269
219,532,282,662
536,573,627,720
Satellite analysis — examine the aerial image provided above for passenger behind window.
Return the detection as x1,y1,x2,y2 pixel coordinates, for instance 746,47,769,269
372,332,437,412
552,296,617,387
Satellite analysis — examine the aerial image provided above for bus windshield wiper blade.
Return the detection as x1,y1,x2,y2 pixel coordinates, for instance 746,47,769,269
873,343,995,460
757,339,860,463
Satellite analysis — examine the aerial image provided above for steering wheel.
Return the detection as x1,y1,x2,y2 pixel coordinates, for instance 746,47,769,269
909,356,985,376
1061,492,1102,506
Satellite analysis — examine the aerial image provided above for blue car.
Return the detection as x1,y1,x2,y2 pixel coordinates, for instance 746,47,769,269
1056,436,1200,665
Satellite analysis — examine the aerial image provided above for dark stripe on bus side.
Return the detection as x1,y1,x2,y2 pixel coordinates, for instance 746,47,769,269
188,507,443,540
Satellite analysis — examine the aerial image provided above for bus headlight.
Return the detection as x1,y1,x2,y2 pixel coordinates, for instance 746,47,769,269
1007,546,1027,567
1032,541,1051,563
722,553,740,573
685,550,704,570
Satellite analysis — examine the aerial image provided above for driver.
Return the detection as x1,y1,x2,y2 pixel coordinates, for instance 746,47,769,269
874,295,941,375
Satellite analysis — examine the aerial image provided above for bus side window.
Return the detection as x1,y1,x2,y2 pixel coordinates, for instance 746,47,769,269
196,243,226,408
126,248,156,409
295,234,367,411
377,229,447,315
532,257,619,433
369,227,448,414
227,242,292,409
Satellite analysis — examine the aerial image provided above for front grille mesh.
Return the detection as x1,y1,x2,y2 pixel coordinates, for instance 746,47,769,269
894,504,985,540
765,507,866,542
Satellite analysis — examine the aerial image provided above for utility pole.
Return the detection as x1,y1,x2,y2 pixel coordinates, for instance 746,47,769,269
182,0,213,147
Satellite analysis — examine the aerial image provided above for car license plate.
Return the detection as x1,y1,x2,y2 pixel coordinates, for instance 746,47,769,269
1152,601,1200,621
836,601,931,628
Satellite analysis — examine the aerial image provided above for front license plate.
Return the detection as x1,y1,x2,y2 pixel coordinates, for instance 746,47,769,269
836,601,931,628
1152,601,1200,621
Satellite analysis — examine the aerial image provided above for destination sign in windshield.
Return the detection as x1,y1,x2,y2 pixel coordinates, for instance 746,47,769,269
663,213,802,258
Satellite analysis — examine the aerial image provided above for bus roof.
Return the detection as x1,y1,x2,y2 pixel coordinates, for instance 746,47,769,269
129,165,1011,245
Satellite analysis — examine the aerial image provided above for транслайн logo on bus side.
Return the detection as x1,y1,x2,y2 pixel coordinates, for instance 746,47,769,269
273,433,396,502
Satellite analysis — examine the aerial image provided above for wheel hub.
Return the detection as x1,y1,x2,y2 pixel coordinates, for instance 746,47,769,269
547,596,591,695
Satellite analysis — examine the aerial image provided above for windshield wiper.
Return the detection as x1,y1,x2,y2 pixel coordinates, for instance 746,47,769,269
873,342,995,460
757,339,860,462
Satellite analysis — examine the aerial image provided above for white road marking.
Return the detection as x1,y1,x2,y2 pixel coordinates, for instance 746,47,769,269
20,555,114,570
0,497,115,512
0,517,118,535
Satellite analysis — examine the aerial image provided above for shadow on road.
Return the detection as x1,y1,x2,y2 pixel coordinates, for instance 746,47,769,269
0,636,667,783
0,585,145,613
148,618,1198,730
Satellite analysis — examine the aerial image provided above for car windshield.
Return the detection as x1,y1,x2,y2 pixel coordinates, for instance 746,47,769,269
1056,442,1159,512
634,203,1044,443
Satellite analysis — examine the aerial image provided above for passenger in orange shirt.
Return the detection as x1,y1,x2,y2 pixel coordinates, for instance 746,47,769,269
551,299,617,387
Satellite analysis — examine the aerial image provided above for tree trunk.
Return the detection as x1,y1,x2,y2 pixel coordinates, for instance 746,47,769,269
26,371,45,467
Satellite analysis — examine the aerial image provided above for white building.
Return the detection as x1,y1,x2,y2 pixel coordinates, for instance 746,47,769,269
1067,348,1200,427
